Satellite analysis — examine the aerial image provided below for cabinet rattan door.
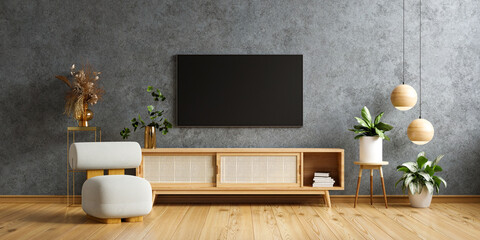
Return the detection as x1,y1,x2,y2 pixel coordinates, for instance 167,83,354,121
217,153,300,187
144,155,215,183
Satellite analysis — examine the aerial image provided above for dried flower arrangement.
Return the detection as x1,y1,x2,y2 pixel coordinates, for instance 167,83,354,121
56,64,104,125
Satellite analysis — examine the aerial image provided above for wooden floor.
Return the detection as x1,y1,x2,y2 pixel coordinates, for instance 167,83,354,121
1,202,480,239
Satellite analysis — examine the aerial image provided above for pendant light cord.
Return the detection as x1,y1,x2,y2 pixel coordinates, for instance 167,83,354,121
419,0,422,119
402,0,405,84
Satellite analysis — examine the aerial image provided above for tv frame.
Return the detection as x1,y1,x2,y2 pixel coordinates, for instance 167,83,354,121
176,54,303,128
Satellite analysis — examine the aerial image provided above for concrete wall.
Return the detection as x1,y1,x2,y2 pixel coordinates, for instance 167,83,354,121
1,0,479,195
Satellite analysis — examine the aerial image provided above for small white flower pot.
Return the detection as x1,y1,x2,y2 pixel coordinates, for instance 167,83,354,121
408,187,433,208
359,136,383,163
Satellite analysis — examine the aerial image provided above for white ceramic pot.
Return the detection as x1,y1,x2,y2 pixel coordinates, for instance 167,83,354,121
408,186,433,208
359,136,383,163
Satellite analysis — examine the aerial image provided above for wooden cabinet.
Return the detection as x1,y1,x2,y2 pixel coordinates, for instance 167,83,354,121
138,148,344,207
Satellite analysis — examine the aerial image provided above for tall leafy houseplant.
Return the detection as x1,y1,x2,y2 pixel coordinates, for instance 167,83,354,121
349,106,393,163
120,86,172,148
348,106,393,140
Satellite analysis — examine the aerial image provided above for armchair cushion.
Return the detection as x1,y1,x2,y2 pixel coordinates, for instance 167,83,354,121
69,142,141,170
82,175,152,219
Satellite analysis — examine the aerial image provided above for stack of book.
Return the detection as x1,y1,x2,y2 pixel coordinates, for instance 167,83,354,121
312,172,335,187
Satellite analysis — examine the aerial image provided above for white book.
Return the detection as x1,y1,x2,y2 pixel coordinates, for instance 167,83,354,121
312,183,334,187
313,177,335,183
314,172,329,177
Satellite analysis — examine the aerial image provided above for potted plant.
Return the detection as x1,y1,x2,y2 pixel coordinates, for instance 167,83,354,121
395,152,447,208
348,106,393,163
120,86,172,148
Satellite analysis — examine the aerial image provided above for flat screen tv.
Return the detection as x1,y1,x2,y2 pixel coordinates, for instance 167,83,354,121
177,55,303,127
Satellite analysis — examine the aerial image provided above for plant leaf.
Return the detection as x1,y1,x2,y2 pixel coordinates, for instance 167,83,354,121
374,112,384,125
432,154,444,167
401,162,418,173
383,134,391,141
433,165,443,172
349,129,366,134
355,117,369,128
361,106,372,125
147,105,154,113
396,166,410,173
432,176,441,187
157,89,166,101
138,115,145,126
417,151,425,158
417,156,428,169
395,177,404,188
120,127,130,139
425,165,434,176
164,119,173,128
375,122,393,131
404,174,414,188
354,135,364,139
375,128,385,139
425,181,434,195
409,181,416,195
147,86,153,92
418,172,432,182
436,176,447,188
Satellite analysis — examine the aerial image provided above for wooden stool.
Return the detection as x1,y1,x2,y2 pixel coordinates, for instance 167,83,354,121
354,161,388,208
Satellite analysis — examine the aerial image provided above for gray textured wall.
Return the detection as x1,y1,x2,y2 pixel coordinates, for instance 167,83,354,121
1,0,479,195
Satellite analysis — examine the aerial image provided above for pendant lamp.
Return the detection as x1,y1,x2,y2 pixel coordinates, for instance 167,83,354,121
407,0,434,145
391,0,417,111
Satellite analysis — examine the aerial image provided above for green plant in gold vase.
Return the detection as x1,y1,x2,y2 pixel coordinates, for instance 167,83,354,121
120,86,172,148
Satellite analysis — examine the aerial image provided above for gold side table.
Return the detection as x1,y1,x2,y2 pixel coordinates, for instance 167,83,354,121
67,126,101,206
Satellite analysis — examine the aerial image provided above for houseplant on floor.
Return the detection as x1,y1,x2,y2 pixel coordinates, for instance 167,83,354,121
395,152,447,208
348,106,393,163
120,86,172,148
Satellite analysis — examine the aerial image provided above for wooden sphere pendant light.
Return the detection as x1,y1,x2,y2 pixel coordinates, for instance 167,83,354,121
408,0,434,145
391,84,417,110
391,0,417,111
407,118,434,145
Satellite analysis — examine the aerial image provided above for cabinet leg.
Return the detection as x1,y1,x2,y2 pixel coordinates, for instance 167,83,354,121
323,190,331,208
354,167,362,208
152,191,157,206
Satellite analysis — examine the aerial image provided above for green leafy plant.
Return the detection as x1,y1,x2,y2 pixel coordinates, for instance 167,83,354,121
348,106,393,140
120,86,172,139
395,152,447,195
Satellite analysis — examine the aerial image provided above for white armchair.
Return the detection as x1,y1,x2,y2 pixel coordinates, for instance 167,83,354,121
69,142,152,224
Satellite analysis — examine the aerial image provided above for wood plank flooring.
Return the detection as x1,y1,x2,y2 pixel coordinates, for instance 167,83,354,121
0,203,479,239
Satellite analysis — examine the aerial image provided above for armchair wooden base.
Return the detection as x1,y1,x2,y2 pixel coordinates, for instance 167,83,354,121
86,214,144,224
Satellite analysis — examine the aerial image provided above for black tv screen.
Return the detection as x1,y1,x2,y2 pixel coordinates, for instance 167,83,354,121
177,55,303,127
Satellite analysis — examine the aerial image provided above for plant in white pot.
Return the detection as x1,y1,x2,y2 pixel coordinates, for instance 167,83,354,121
349,106,393,163
395,152,447,208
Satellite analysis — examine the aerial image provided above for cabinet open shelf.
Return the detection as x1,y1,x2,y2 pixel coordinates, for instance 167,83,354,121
303,152,344,188
138,148,344,207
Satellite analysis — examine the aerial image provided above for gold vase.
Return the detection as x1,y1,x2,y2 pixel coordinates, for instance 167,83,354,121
144,126,156,149
75,103,93,127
